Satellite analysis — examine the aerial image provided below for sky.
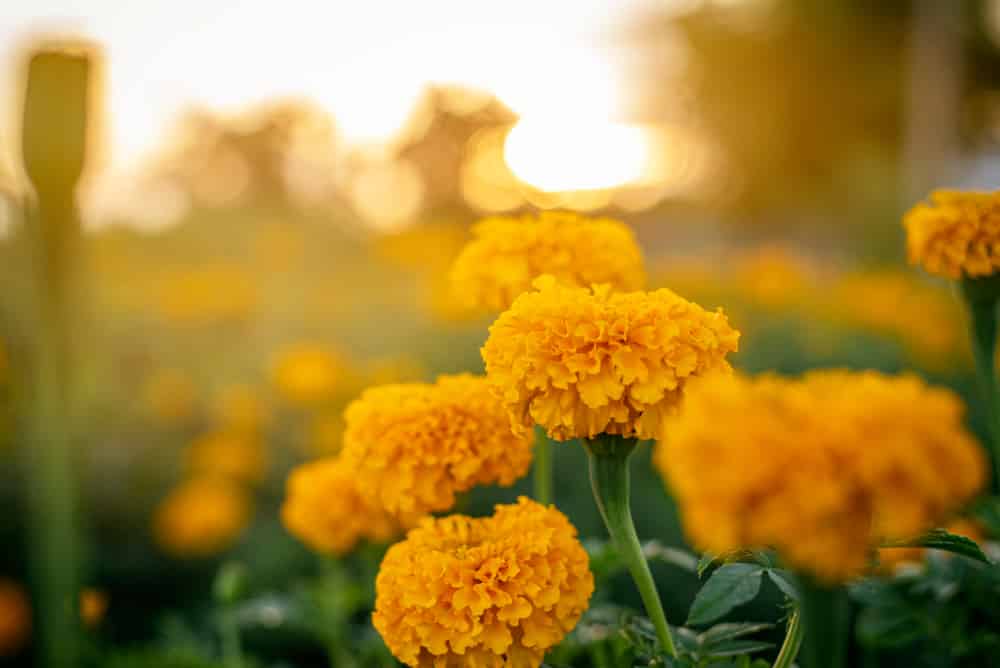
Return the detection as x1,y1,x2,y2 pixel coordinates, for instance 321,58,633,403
1,0,680,171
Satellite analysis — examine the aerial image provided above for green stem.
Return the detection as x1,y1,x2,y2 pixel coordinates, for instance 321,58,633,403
220,608,243,668
772,607,804,668
533,426,553,505
799,580,849,668
962,281,1000,491
583,435,677,658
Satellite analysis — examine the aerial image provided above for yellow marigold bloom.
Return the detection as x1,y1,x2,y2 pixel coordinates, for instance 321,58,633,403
341,374,533,518
270,343,341,405
451,211,646,311
373,497,593,668
0,580,29,656
142,368,197,425
80,588,108,628
157,265,257,325
154,477,251,558
482,276,740,441
186,431,268,485
903,189,1000,279
829,271,966,369
211,383,270,434
656,371,987,582
281,456,406,555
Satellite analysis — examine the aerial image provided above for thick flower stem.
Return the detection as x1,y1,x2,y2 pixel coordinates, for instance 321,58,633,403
583,435,678,658
533,426,553,505
799,580,849,668
961,277,1000,491
772,607,804,668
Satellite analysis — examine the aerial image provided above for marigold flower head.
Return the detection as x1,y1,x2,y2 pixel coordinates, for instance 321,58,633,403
373,497,593,668
450,211,646,311
482,276,740,441
281,456,407,555
80,588,108,628
342,374,533,518
270,343,342,405
0,579,29,656
142,368,197,425
903,189,1000,279
153,477,251,558
186,430,268,485
211,383,270,434
656,371,987,582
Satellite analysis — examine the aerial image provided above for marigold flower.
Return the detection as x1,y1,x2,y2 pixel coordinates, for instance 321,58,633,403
186,430,268,485
373,497,593,668
482,276,740,441
0,580,29,656
270,343,341,405
142,368,197,425
341,374,533,518
656,371,987,582
211,383,270,434
281,456,406,555
153,477,251,558
450,211,646,311
80,588,108,628
903,189,1000,279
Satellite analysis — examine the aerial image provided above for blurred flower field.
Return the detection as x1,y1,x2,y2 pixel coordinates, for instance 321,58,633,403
5,3,1000,668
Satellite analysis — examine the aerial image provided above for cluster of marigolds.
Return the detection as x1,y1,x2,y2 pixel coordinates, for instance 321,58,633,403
275,203,992,667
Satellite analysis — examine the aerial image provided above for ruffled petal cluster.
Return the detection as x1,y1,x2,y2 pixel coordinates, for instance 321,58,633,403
656,371,987,582
450,211,646,311
903,189,1000,279
281,456,407,556
153,477,251,558
373,497,594,668
482,276,740,441
341,374,534,518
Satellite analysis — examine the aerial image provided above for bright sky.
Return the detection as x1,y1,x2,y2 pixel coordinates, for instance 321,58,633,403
1,0,674,171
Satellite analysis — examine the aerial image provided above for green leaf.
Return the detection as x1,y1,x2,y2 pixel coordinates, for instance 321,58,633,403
686,564,765,626
881,528,990,564
764,569,800,602
699,622,774,647
704,639,775,658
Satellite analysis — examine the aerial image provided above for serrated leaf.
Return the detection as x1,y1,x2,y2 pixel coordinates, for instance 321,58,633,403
764,569,800,602
881,529,990,564
699,622,774,647
697,552,719,578
686,564,765,626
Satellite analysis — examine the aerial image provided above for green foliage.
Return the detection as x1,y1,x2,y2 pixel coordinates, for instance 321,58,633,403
850,553,1000,666
881,528,991,565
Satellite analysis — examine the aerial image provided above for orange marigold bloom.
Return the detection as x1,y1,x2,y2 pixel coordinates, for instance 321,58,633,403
80,588,109,628
153,477,251,558
373,497,593,668
341,374,533,518
903,189,1000,279
656,371,987,583
186,430,268,485
482,276,739,441
270,343,342,405
281,456,406,555
450,211,646,311
0,580,29,656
